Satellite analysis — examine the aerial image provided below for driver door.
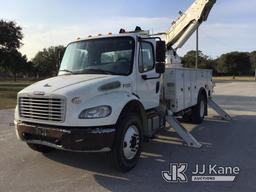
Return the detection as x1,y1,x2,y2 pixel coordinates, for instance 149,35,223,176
136,41,161,109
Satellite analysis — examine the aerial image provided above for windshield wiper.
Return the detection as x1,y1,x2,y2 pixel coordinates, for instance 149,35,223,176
59,69,74,75
77,68,115,75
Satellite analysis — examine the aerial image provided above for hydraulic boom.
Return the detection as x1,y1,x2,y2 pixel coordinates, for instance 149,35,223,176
166,0,216,50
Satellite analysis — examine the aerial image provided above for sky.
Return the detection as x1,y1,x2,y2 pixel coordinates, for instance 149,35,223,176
0,0,256,60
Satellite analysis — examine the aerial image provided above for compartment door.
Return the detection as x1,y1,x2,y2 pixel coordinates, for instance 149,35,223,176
191,70,198,106
175,70,184,112
184,70,191,109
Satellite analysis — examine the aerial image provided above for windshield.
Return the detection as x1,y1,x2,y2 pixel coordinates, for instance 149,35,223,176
59,37,135,76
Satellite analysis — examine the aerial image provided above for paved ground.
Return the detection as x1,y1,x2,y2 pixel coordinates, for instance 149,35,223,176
0,82,255,192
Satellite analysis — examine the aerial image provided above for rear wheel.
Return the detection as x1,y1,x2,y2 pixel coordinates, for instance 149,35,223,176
190,93,207,124
27,143,53,153
110,113,142,172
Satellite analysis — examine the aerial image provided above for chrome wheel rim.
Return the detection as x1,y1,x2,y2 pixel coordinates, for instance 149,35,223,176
123,125,140,160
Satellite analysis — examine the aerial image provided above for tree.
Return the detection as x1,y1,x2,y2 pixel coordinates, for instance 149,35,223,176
0,20,25,80
3,50,27,81
24,61,37,78
249,51,256,73
32,46,65,78
182,50,217,73
0,19,23,51
217,52,251,76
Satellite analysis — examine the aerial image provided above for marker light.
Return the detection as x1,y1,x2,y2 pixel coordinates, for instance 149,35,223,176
72,97,82,104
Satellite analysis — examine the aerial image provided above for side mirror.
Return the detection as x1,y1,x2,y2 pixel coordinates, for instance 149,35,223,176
155,62,165,74
156,41,166,74
156,40,166,63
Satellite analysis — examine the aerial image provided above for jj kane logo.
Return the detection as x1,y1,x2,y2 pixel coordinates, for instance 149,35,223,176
162,163,240,183
162,163,188,183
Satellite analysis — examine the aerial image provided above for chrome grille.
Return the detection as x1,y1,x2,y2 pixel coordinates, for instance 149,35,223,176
19,96,65,122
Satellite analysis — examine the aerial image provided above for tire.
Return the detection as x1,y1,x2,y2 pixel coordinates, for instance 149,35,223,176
27,143,53,153
190,93,207,124
110,113,142,172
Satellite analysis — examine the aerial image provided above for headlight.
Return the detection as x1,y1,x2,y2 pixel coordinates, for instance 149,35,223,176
79,106,112,119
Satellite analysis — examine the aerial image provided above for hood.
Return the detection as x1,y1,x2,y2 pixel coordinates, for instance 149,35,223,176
20,74,109,94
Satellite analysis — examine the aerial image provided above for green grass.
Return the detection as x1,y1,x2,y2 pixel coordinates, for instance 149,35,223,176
0,92,18,109
0,81,34,109
213,76,255,81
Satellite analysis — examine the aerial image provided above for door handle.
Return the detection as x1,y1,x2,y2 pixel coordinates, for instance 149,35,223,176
141,74,148,80
141,74,161,80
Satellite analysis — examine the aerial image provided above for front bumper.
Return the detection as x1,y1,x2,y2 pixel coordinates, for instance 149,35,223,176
15,121,116,152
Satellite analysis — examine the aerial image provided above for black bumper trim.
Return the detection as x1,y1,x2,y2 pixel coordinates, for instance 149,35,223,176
16,122,116,152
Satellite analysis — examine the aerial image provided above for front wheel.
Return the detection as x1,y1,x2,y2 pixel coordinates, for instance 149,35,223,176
110,113,142,172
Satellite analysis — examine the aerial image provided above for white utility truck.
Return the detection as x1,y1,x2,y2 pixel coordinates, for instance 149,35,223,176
14,0,230,171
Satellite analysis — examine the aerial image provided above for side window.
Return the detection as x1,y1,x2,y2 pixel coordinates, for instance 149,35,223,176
139,42,154,73
101,50,132,64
